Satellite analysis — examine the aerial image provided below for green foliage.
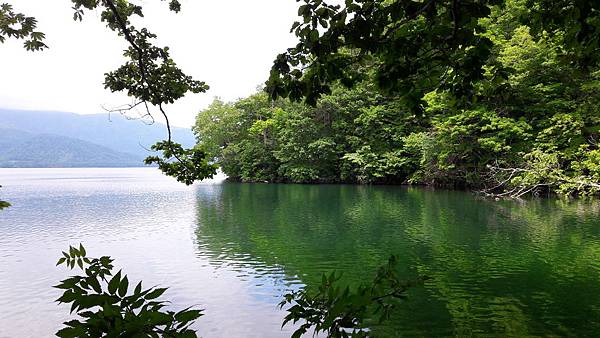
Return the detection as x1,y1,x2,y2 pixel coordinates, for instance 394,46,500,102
412,108,532,186
55,244,202,337
525,0,600,67
272,108,338,182
266,0,600,107
280,255,426,338
194,82,423,184
144,141,217,185
193,93,291,182
192,99,245,160
499,148,600,198
195,0,599,197
266,0,502,105
574,149,600,183
0,3,47,50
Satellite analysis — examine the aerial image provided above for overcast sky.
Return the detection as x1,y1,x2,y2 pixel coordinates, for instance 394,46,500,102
0,0,300,127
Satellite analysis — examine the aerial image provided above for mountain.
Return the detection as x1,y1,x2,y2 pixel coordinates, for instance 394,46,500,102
0,128,143,167
0,109,196,167
0,109,196,159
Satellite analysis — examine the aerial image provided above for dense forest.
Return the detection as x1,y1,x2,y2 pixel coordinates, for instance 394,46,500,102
193,0,600,198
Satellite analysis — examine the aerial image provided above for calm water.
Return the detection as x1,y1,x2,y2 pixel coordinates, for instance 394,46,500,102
1,168,600,337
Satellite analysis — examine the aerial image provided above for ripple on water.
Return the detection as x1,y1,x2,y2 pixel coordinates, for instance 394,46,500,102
2,169,600,337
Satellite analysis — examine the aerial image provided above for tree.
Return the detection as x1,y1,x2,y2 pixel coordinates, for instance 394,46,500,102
192,0,600,196
1,0,216,184
265,0,600,108
266,0,503,106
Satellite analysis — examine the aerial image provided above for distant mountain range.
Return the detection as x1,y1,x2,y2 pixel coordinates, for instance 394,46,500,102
0,109,196,168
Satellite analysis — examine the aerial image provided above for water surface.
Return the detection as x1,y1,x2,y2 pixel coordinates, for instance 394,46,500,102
1,168,600,337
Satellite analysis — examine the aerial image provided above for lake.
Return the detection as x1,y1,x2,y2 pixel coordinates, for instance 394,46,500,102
1,168,600,337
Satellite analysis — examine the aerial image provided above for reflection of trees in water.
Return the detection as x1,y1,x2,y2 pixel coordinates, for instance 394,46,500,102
407,195,600,336
193,183,600,336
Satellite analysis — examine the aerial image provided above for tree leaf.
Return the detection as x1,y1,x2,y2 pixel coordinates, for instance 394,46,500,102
108,270,121,295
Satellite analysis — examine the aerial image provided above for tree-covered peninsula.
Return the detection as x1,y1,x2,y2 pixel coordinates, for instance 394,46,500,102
194,0,600,198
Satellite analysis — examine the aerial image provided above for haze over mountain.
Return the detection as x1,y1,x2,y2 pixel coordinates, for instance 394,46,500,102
0,109,196,167
0,128,144,167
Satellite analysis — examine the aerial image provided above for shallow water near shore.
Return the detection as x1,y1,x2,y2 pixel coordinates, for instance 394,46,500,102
1,168,600,337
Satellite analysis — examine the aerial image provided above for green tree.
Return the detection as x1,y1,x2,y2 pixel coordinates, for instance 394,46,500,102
2,0,216,184
192,0,600,197
266,0,503,105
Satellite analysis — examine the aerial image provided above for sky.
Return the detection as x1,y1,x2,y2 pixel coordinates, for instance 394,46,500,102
0,0,300,128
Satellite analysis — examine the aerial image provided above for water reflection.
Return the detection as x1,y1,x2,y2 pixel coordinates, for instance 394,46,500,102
2,169,600,337
194,183,600,337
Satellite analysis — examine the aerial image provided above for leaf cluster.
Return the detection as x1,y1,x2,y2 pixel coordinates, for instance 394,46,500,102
266,0,501,106
0,3,47,50
144,141,218,185
55,244,202,338
69,0,208,107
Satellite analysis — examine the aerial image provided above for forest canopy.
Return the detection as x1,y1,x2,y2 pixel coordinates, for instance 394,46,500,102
194,0,600,198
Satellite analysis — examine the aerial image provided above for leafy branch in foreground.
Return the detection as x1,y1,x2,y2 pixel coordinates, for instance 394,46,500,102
266,0,501,106
55,244,202,338
280,255,428,338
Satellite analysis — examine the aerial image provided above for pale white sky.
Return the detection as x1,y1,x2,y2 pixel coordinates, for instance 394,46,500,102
0,0,300,127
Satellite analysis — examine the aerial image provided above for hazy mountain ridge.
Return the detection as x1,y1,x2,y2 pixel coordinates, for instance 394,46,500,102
0,109,195,156
0,109,196,168
0,128,144,167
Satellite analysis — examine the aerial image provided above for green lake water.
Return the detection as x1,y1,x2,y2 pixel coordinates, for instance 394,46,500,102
1,168,599,337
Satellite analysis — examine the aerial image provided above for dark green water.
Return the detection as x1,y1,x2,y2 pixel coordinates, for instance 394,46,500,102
195,183,600,337
2,169,600,337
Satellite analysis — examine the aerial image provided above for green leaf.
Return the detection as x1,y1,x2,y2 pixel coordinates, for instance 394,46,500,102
108,270,121,295
118,276,129,297
69,246,77,258
145,287,167,300
175,309,203,323
88,277,102,293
